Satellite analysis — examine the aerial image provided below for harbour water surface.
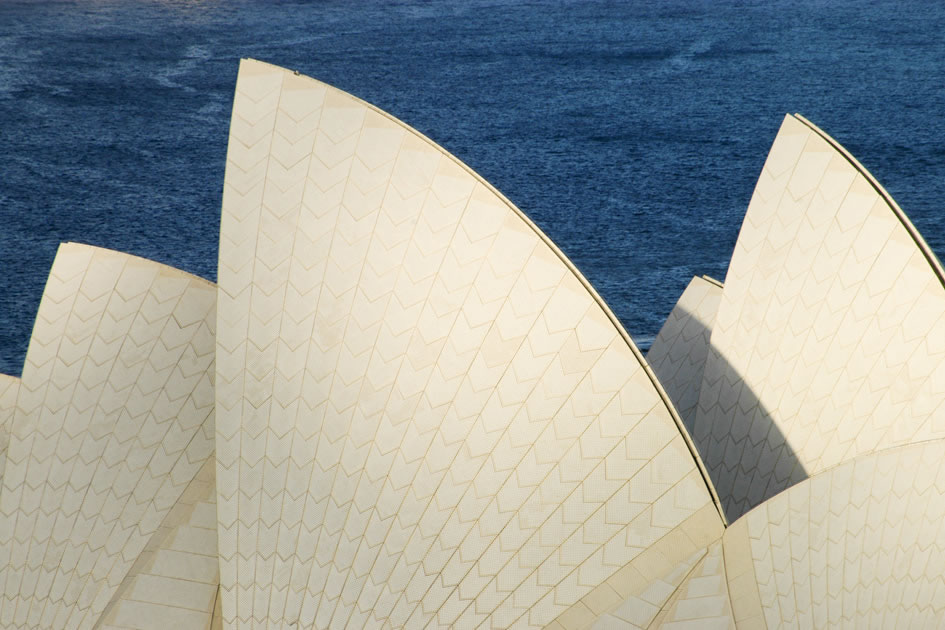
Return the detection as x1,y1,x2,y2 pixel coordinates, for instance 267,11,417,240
1,0,943,373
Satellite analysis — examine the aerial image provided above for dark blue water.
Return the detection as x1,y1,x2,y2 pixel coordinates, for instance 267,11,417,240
1,0,943,375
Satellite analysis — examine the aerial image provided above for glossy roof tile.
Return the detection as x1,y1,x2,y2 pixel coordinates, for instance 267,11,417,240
694,114,945,520
0,243,216,629
1,59,943,630
216,58,723,630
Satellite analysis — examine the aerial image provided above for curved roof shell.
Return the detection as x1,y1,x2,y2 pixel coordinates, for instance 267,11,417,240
1,58,943,630
695,114,945,520
723,439,945,628
647,275,723,433
0,243,216,629
217,58,724,630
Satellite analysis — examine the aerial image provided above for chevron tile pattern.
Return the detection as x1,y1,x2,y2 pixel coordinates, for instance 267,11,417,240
695,114,945,520
216,58,723,630
0,243,216,630
582,545,706,630
0,375,19,490
723,439,945,629
647,276,722,433
96,456,220,629
546,502,722,630
3,58,945,630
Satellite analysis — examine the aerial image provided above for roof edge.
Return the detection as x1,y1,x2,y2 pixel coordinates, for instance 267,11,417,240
700,274,724,289
240,57,728,525
791,113,945,291
727,435,945,529
62,241,217,289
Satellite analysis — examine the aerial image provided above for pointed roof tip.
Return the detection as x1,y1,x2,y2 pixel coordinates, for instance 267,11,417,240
219,58,733,624
0,234,218,625
237,65,726,527
693,109,945,521
792,112,945,287
227,60,643,351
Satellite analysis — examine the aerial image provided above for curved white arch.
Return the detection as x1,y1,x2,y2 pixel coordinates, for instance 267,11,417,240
723,439,945,628
695,114,945,520
217,58,725,630
0,243,216,629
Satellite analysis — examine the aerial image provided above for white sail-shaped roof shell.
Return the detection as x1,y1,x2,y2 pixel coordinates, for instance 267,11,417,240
695,114,945,520
647,276,722,432
217,58,724,630
638,441,945,630
1,57,942,630
723,439,945,628
0,243,217,629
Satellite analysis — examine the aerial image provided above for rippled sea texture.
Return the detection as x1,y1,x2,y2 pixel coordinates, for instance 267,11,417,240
1,0,943,374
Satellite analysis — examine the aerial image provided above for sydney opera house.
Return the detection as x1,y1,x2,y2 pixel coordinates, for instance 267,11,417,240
0,58,943,629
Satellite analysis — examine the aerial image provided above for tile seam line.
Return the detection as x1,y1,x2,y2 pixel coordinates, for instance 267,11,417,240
226,61,286,628
718,534,745,628
286,90,374,626
489,467,712,630
418,347,655,628
642,542,712,629
246,69,318,627
410,322,604,628
79,380,215,628
792,113,945,291
260,75,328,628
313,112,413,628
241,57,728,528
336,184,486,629
336,180,520,628
93,451,219,627
372,239,549,626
